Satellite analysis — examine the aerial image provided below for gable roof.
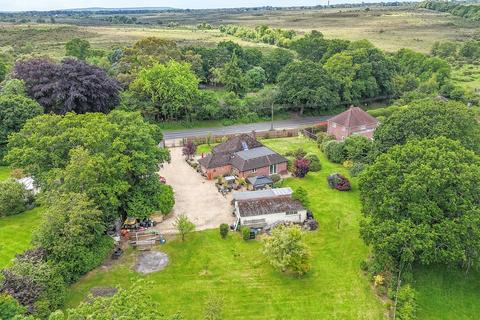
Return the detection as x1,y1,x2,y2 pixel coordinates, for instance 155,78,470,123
212,134,263,154
237,197,304,217
231,147,288,172
198,152,232,169
329,106,378,128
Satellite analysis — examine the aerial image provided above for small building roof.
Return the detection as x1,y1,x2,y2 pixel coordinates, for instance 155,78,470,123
233,187,293,201
237,197,304,217
247,175,273,187
231,147,288,172
328,106,378,128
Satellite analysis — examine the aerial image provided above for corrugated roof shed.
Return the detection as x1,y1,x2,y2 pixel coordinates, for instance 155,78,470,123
237,197,304,217
233,187,293,201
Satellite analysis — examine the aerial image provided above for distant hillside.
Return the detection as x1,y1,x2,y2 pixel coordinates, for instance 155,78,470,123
63,7,174,12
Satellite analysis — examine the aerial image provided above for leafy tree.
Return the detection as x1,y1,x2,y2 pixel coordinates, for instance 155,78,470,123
130,61,200,121
293,157,310,178
5,111,170,223
291,30,328,62
13,58,121,114
277,61,340,114
1,79,27,96
0,248,66,318
262,225,311,276
359,137,480,268
292,187,310,207
33,192,113,283
214,53,248,97
343,135,374,163
65,38,91,60
374,99,480,154
0,94,43,163
459,40,480,60
174,214,195,241
245,66,267,90
0,59,7,83
0,293,27,319
126,176,174,219
182,141,197,160
261,48,294,83
0,179,30,217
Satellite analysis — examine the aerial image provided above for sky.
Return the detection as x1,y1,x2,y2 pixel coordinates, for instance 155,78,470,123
0,0,383,12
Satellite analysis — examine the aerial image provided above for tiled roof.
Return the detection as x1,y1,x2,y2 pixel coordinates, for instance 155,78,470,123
212,133,263,154
198,152,232,169
329,106,378,128
231,146,288,172
237,197,304,217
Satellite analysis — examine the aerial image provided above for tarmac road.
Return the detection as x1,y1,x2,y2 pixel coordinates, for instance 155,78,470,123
162,116,331,140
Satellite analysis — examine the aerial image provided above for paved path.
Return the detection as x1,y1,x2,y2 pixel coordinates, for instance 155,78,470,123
155,148,234,234
163,116,331,140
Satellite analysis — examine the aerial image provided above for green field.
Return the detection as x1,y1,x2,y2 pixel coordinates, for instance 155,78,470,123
66,137,385,319
0,207,42,269
2,6,479,59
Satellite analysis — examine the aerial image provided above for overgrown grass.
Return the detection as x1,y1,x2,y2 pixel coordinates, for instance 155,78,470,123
0,166,10,181
66,137,385,319
0,207,42,269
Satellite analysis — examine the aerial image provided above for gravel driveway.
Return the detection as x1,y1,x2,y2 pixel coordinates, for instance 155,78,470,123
155,147,234,234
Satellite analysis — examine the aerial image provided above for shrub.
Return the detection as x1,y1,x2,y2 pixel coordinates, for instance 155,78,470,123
219,223,229,239
241,226,251,241
349,162,366,177
0,179,31,217
0,248,66,318
396,284,417,320
305,219,319,231
269,174,281,183
327,173,351,191
286,148,307,159
305,154,321,172
323,140,346,163
316,132,335,148
262,225,311,275
294,158,310,178
292,187,310,207
342,160,353,169
344,135,374,163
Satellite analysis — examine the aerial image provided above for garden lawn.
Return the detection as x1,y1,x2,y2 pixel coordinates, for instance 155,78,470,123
0,166,10,181
0,207,43,269
66,137,385,319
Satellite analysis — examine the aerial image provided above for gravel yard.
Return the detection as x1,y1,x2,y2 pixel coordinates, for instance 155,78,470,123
155,147,234,234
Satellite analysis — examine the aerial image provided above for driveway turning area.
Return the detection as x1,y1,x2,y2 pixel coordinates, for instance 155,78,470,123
156,147,234,234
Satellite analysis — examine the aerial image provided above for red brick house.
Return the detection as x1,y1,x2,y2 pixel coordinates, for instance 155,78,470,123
327,106,379,140
198,134,288,180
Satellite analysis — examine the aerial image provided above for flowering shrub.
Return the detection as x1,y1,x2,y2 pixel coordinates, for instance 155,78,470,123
327,173,351,191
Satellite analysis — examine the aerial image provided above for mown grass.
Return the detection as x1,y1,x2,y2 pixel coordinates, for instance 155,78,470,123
66,137,385,319
0,207,42,269
0,166,10,181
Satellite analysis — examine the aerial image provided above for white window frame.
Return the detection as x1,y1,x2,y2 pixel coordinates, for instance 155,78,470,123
269,164,277,174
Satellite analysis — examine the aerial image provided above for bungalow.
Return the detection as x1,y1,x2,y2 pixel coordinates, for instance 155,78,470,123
327,106,379,140
199,134,288,180
232,187,307,230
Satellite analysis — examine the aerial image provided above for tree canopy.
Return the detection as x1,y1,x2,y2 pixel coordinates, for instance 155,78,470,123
5,111,172,223
359,137,480,268
129,61,200,121
374,99,480,153
14,58,121,114
65,38,91,60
